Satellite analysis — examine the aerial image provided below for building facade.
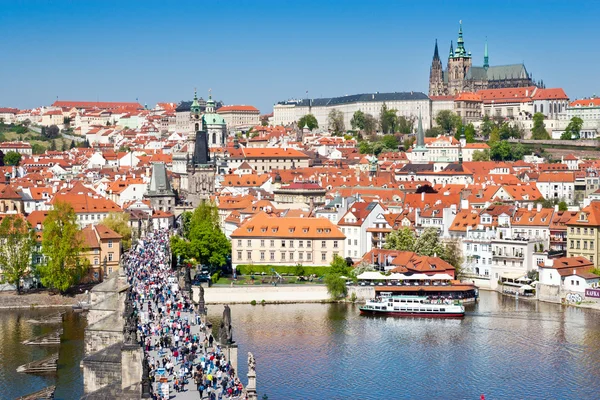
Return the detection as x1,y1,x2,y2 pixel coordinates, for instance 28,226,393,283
429,22,538,97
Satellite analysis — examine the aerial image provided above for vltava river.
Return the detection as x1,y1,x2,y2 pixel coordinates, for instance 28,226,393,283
2,291,600,399
208,291,600,400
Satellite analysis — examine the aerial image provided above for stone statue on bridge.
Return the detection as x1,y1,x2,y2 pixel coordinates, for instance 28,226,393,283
248,352,256,374
219,305,234,345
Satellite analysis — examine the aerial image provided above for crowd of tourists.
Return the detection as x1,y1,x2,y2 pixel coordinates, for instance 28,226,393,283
125,229,245,399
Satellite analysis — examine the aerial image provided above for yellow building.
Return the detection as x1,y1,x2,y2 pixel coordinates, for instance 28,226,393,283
566,201,600,265
80,224,122,281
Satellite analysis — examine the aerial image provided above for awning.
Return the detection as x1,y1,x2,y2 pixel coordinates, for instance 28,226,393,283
356,271,387,280
519,284,534,291
501,272,524,280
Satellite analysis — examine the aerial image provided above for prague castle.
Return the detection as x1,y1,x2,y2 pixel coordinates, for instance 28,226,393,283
429,22,542,97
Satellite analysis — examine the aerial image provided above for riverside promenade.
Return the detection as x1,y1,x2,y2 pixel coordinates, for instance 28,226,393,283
125,230,250,399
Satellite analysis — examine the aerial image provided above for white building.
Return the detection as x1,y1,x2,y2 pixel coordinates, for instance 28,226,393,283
273,92,432,131
338,202,385,260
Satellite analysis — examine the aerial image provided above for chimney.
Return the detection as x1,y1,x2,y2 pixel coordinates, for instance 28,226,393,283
554,204,559,212
537,203,542,212
421,192,425,201
528,203,533,211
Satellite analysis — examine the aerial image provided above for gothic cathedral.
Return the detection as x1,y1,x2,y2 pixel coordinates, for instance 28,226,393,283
429,22,542,97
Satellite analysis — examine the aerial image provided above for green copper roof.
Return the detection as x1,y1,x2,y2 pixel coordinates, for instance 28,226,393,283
202,113,225,125
454,21,470,58
414,111,427,151
191,89,201,114
483,39,489,69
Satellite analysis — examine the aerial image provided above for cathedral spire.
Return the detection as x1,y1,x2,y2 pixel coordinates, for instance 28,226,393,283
455,20,468,57
483,38,489,69
449,40,454,57
433,39,440,61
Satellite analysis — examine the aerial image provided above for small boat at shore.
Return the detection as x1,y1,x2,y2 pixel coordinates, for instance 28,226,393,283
359,294,465,318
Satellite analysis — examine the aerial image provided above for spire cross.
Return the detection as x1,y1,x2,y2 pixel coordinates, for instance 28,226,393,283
209,88,212,98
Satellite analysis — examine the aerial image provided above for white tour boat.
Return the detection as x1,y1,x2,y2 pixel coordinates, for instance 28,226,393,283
359,294,465,318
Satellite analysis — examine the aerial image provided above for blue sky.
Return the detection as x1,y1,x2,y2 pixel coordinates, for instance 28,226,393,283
1,0,598,113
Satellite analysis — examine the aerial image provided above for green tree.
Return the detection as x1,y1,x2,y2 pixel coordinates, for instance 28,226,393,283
99,212,132,251
379,103,398,134
558,201,568,211
31,143,45,154
49,139,57,151
562,116,583,140
472,149,491,161
170,202,231,268
358,141,373,154
463,123,476,143
381,134,399,150
489,127,500,144
397,116,413,134
61,141,67,151
531,112,550,140
350,110,365,130
3,151,22,166
425,126,444,137
480,115,495,138
0,215,36,294
498,122,522,140
490,141,512,161
363,114,377,135
328,109,345,135
435,110,461,133
324,255,353,299
384,227,416,251
414,227,445,257
39,202,89,293
442,239,464,280
70,140,76,149
298,114,318,131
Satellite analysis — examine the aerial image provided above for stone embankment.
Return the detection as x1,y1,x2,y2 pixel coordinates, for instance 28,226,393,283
0,291,86,309
195,285,375,304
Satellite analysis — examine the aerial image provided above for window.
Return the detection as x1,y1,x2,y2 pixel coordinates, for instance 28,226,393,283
570,240,574,249
307,253,312,261
289,252,294,261
270,252,275,261
299,240,303,248
108,253,113,262
348,239,351,245
260,252,265,260
333,241,338,248
577,241,581,249
281,252,286,261
237,240,242,247
354,239,357,246
247,251,252,260
247,240,252,247
299,253,303,261
94,258,99,265
260,239,265,247
592,242,595,250
289,240,294,248
270,240,275,247
307,241,311,248
321,241,326,248
237,251,242,260
281,240,286,248
321,253,327,261
108,240,113,248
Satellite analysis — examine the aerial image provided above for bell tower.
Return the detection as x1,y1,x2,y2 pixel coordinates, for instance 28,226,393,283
429,39,445,96
190,88,202,133
447,21,472,95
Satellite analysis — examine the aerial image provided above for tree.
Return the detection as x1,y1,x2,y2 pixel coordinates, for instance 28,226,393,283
31,143,45,154
49,139,57,151
381,134,399,150
350,110,366,130
328,109,345,135
4,151,22,166
324,255,353,299
490,141,512,161
363,114,377,135
39,202,89,293
170,202,231,268
414,228,445,257
384,227,416,252
70,140,76,149
498,122,522,140
397,116,413,134
472,149,491,161
531,112,550,140
100,212,132,251
480,115,495,138
61,141,68,151
0,216,36,294
435,110,461,133
379,103,398,134
558,201,568,211
425,127,444,138
45,125,60,139
442,239,464,280
562,116,583,140
298,114,318,131
489,127,500,144
463,123,476,143
358,141,373,154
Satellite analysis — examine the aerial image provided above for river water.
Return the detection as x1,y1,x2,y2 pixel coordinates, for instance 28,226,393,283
208,291,600,400
2,291,600,399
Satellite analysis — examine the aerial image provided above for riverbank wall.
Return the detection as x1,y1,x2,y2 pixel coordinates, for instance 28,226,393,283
0,291,85,309
194,285,375,304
